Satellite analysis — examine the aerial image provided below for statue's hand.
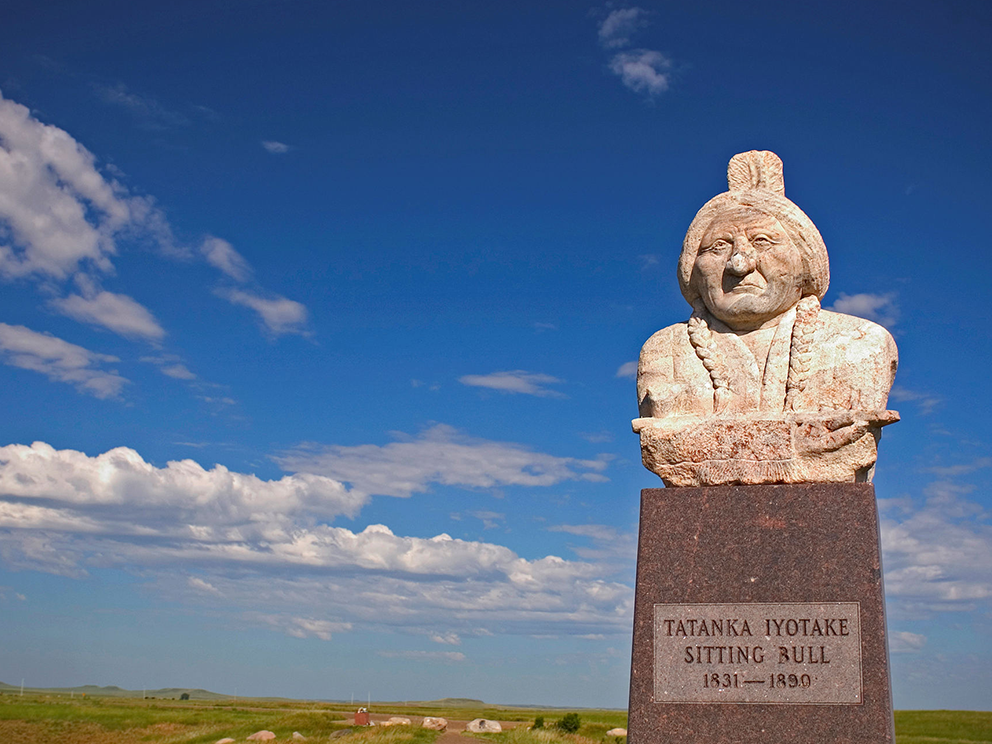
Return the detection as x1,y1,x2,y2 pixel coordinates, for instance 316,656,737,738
793,410,898,456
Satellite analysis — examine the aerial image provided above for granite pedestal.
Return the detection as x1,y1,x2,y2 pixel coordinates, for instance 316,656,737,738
628,484,894,744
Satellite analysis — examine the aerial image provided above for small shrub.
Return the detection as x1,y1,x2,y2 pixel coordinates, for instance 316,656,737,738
532,717,544,730
556,714,581,734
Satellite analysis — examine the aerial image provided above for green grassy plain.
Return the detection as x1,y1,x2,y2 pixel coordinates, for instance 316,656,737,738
0,691,988,744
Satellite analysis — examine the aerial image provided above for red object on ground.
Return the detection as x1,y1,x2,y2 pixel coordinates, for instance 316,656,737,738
355,709,370,726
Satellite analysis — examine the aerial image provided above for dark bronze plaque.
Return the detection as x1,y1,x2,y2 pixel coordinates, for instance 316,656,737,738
653,602,863,704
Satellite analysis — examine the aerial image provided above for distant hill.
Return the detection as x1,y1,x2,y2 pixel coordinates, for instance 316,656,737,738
0,682,228,700
425,698,486,707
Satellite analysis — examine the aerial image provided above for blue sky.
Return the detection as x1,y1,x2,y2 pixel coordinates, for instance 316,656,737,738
0,0,990,711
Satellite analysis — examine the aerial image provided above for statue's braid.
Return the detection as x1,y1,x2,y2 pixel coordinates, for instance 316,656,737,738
687,301,732,412
785,295,820,411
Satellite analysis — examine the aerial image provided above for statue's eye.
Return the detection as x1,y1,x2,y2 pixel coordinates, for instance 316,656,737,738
702,239,731,253
750,234,774,248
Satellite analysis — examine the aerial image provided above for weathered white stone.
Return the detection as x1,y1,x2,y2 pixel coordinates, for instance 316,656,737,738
466,719,502,733
246,732,276,741
421,717,448,731
293,733,306,740
606,729,627,737
381,717,411,727
636,151,898,486
217,739,236,744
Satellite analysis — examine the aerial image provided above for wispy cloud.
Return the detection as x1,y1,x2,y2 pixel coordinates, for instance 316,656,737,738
277,424,610,498
200,236,253,282
829,292,899,328
616,361,637,379
598,8,649,49
377,650,466,662
0,323,127,399
261,140,292,154
0,90,310,357
187,576,222,595
880,486,992,611
141,354,197,381
888,631,927,653
91,82,190,130
469,510,505,530
202,239,310,337
253,614,352,641
923,458,992,477
579,431,614,444
216,288,310,336
52,288,166,342
430,632,461,646
548,523,637,561
608,50,672,97
596,7,673,99
889,385,941,415
459,370,566,398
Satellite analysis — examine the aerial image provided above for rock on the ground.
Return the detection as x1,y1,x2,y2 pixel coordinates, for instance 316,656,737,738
293,733,306,740
247,731,276,741
421,717,447,732
382,717,411,726
329,729,352,739
217,739,236,744
606,729,627,737
466,719,502,733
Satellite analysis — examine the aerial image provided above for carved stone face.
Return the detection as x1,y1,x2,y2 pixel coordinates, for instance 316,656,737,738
691,206,804,331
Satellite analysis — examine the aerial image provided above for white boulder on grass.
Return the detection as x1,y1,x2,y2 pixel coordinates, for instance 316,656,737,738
421,717,447,731
247,732,276,741
606,728,628,737
217,739,235,744
382,717,411,726
466,719,502,733
293,733,306,740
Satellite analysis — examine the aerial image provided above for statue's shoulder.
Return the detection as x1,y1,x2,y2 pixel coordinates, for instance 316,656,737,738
816,308,898,365
641,321,690,355
818,309,895,344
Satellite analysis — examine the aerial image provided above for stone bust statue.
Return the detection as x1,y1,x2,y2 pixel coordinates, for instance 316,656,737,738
634,151,898,486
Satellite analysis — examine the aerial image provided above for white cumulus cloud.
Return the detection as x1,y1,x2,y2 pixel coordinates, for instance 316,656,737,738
0,439,633,639
0,90,176,280
0,323,127,399
0,90,310,348
0,441,364,528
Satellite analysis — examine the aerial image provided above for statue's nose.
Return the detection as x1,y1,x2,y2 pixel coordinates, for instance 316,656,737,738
727,237,757,276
